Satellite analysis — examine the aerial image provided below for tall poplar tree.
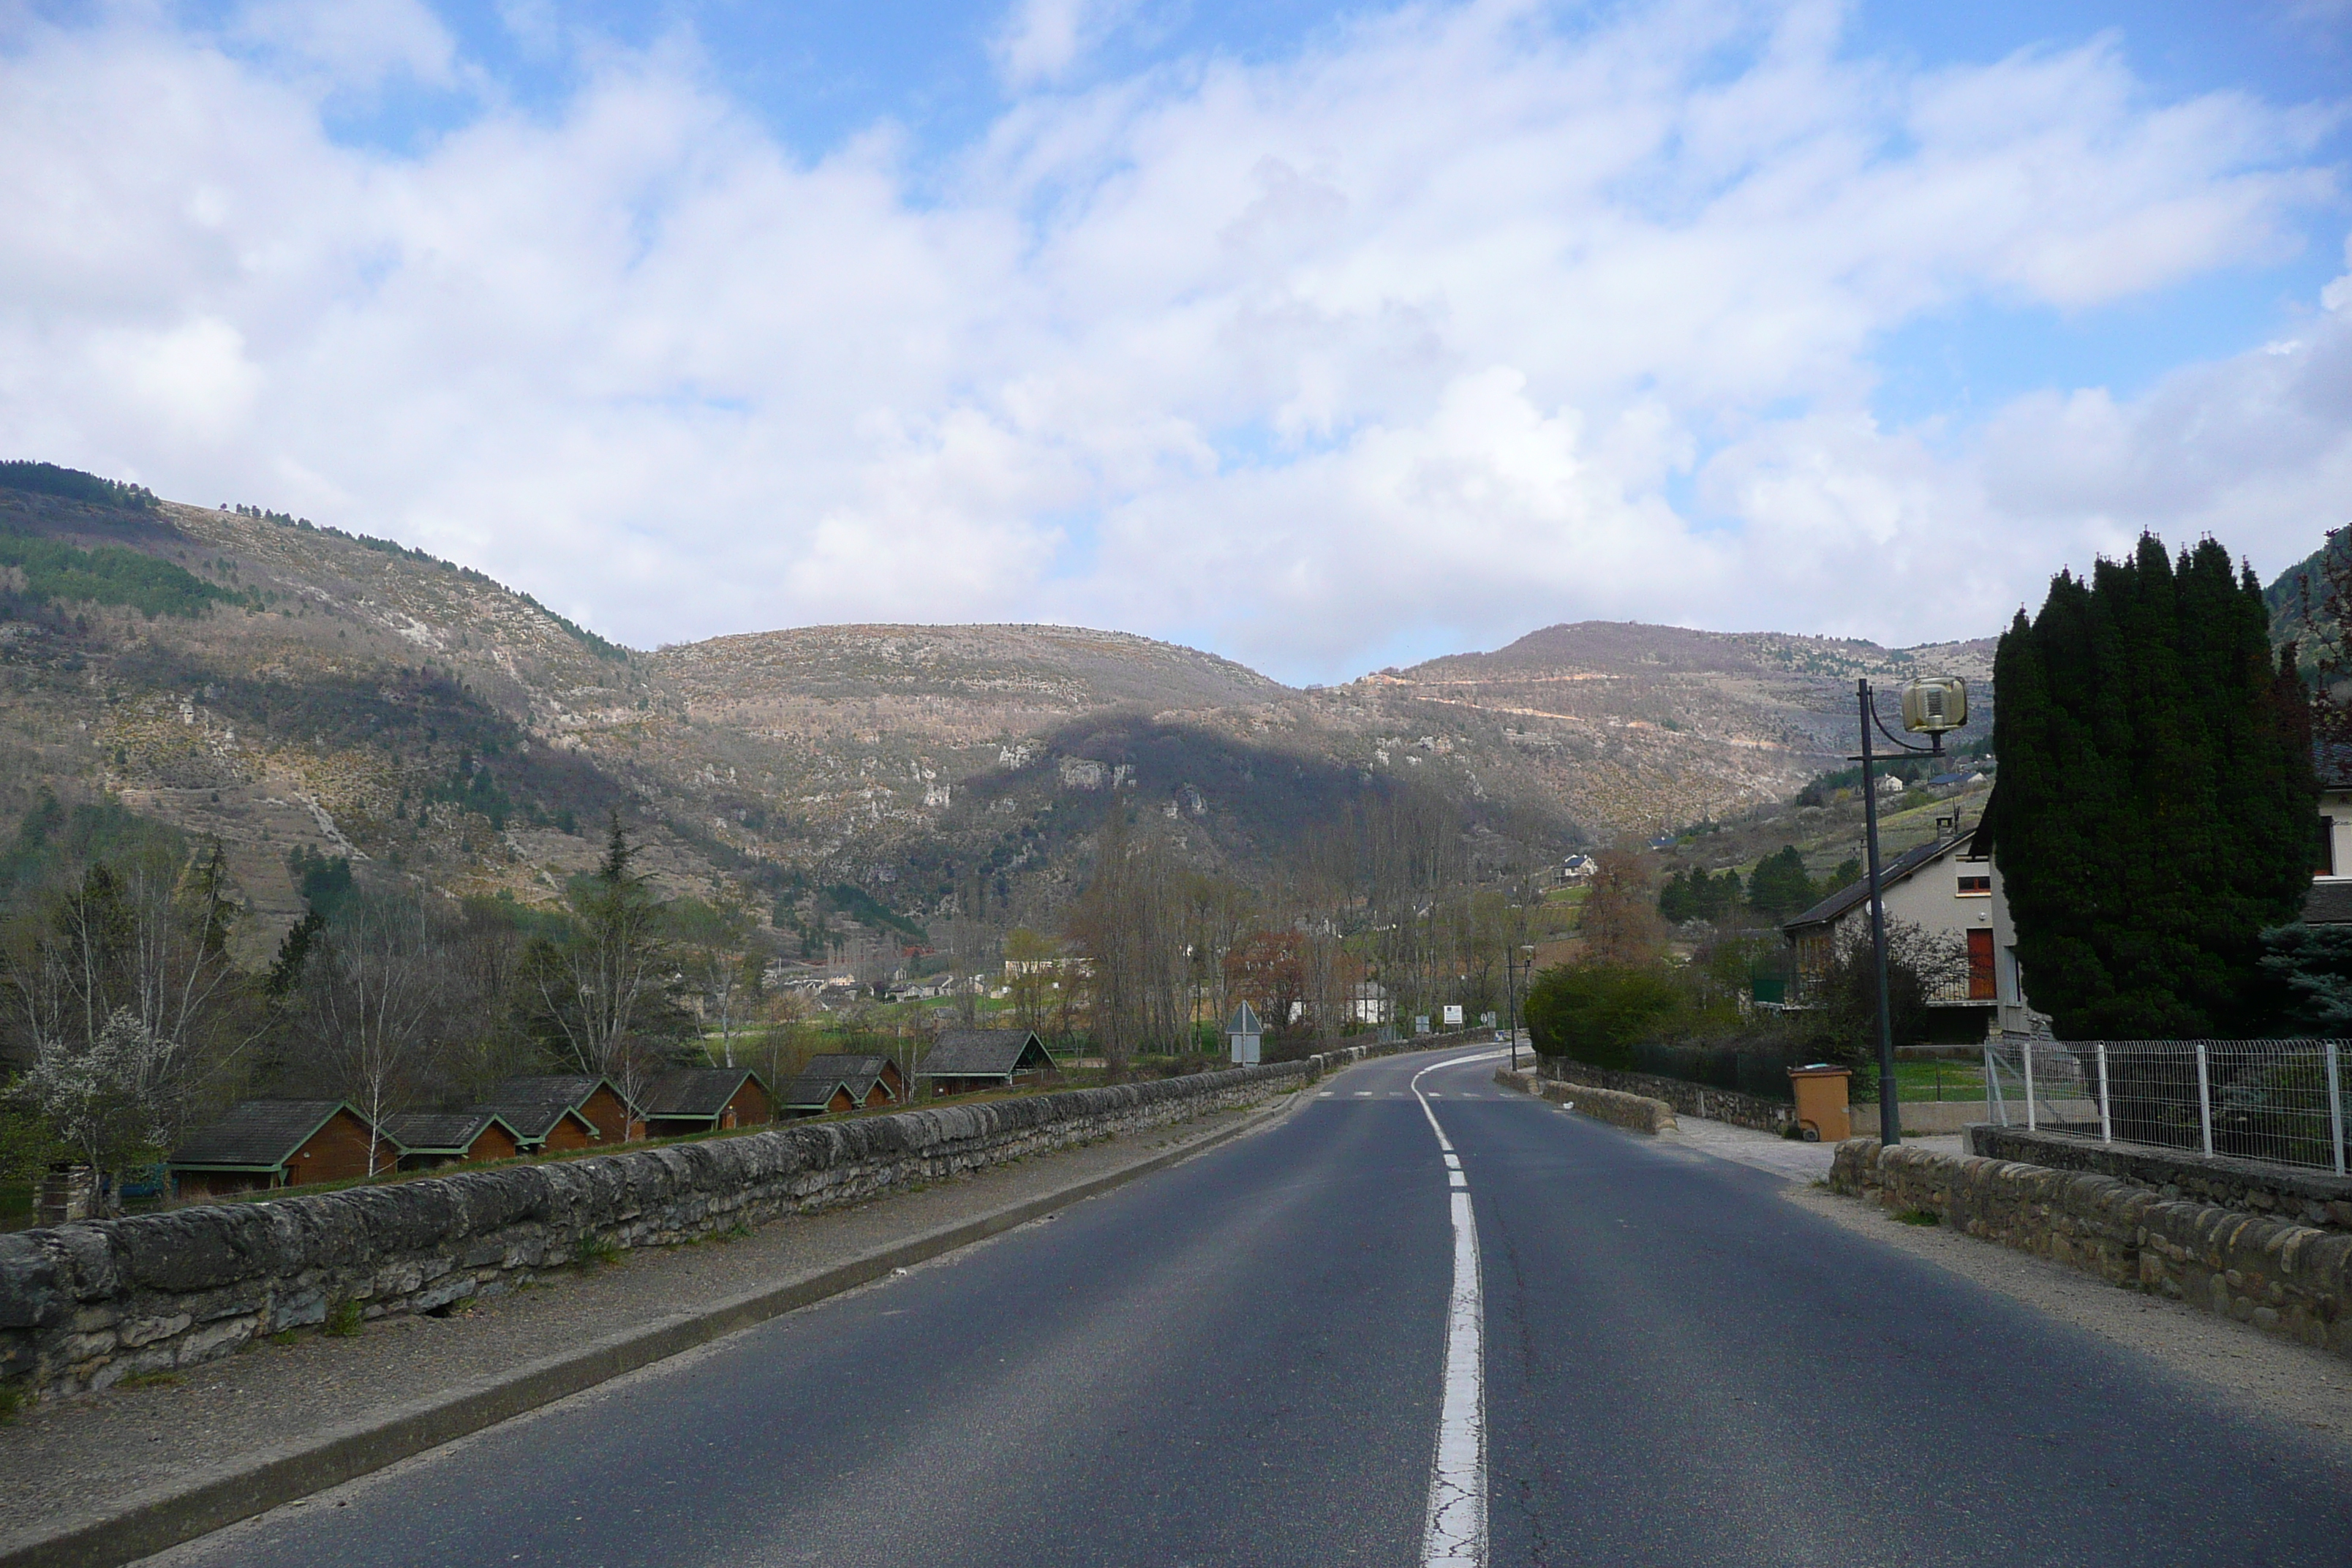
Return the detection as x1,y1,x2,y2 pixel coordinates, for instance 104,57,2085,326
1982,535,2313,1038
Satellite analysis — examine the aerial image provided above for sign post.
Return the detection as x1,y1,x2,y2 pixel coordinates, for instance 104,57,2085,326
1226,1001,1262,1067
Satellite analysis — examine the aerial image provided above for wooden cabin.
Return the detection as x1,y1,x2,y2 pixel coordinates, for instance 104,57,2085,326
380,1110,525,1172
919,1030,1056,1097
477,1076,638,1148
778,1053,904,1118
170,1101,393,1199
638,1068,774,1138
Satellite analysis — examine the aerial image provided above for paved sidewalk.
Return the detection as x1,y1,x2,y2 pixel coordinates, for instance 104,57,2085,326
0,1093,1302,1560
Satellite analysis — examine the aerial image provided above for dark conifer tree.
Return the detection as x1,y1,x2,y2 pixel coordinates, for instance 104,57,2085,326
1983,535,2314,1037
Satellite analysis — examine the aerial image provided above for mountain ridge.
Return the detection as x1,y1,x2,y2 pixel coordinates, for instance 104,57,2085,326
1,462,2006,961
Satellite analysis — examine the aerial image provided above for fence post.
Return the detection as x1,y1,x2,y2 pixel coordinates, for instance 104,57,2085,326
2195,1041,2214,1158
1984,1044,2005,1127
2024,1038,2037,1132
2096,1041,2112,1145
2326,1040,2346,1180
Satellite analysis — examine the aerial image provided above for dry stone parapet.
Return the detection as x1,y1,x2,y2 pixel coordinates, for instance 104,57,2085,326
1831,1139,2352,1359
1,1042,1455,1402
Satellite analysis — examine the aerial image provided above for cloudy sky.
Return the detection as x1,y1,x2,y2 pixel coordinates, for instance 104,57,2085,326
2,0,2348,682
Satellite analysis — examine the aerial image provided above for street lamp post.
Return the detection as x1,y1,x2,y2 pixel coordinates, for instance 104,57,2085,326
1853,675,1967,1147
1504,940,1520,1071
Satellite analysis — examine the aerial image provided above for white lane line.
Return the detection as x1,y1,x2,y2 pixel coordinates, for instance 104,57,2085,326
1410,1056,1486,1568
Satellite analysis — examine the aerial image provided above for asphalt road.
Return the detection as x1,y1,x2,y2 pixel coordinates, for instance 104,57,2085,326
150,1047,2352,1568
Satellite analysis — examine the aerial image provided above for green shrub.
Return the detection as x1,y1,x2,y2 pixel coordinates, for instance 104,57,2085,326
574,1233,622,1268
1523,964,1682,1070
323,1300,363,1338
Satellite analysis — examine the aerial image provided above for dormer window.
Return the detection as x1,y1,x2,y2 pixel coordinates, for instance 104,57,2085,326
1956,875,1991,897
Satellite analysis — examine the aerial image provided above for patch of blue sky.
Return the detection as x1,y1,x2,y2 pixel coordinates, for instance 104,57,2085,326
1868,257,2346,442
1036,507,1101,582
1851,0,2352,116
1208,416,1352,474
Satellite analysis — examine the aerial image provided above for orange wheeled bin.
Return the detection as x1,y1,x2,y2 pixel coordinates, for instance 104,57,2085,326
1787,1063,1852,1142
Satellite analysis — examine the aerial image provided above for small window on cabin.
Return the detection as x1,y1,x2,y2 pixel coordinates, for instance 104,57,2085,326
1956,875,1991,896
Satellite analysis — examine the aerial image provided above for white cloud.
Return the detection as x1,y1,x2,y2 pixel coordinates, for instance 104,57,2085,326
231,0,458,88
0,0,2340,680
992,0,1135,89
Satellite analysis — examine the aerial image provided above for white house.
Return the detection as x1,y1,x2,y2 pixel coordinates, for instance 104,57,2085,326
1779,820,2004,1039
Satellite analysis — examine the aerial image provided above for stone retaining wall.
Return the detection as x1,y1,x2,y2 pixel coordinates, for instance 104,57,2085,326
0,1041,1443,1401
1831,1139,2352,1360
1539,1060,1795,1136
1967,1126,2352,1234
1496,1068,1676,1134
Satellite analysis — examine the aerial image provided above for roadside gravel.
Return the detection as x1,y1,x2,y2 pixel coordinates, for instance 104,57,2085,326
0,1094,1297,1545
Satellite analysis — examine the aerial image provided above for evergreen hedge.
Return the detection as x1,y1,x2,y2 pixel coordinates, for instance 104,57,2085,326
1981,535,2314,1039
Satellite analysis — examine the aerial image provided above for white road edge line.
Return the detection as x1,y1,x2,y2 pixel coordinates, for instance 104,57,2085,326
1411,1055,1487,1568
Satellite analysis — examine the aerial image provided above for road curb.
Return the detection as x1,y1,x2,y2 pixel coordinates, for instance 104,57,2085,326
0,1091,1309,1568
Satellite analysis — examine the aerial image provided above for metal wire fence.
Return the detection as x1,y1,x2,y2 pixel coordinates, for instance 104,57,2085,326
1983,1039,2350,1175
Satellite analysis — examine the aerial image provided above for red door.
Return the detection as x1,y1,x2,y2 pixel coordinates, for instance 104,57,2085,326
1967,928,1996,1000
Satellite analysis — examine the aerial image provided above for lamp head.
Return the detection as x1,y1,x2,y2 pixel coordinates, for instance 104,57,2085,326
1900,676,1967,738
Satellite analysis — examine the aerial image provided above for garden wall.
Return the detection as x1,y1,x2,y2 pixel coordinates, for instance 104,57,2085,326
1831,1139,2352,1360
1539,1059,1797,1136
0,1040,1448,1401
1968,1126,2352,1235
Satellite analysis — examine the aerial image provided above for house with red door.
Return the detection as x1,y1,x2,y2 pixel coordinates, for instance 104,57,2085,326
1780,821,2005,1043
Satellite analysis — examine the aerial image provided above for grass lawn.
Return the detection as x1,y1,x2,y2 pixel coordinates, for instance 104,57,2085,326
1893,1058,1986,1102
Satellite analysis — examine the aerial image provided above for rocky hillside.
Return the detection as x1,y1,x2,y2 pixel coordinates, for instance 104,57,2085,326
1349,622,1995,832
0,463,1998,960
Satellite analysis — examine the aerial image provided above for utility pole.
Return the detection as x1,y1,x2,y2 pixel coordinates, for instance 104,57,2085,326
1858,679,1900,1147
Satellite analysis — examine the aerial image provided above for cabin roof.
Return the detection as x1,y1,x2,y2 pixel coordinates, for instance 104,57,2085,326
379,1110,517,1155
475,1076,625,1139
639,1067,764,1120
780,1053,895,1109
921,1029,1053,1079
171,1101,355,1171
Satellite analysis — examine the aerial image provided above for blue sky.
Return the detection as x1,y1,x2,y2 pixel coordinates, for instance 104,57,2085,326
3,0,2348,682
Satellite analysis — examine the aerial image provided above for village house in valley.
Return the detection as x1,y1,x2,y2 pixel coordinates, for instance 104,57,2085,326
1779,820,2005,1040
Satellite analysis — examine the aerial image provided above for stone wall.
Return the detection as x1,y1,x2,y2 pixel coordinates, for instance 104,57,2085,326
0,1042,1431,1401
1831,1139,2352,1360
1496,1068,1676,1133
1539,1060,1795,1136
1967,1126,2352,1235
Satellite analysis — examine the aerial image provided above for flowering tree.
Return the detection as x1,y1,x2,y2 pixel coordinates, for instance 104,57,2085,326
17,1008,170,1188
